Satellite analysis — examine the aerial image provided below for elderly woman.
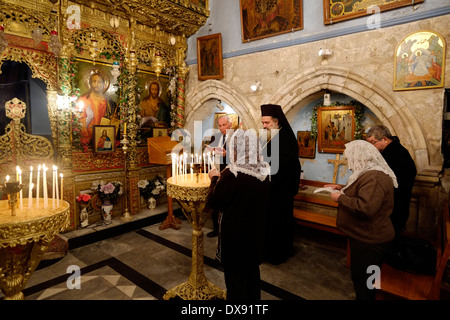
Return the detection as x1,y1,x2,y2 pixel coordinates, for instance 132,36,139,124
206,129,270,300
326,139,397,300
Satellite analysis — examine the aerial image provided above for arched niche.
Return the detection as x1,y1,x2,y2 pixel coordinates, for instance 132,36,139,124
266,65,433,174
185,79,258,134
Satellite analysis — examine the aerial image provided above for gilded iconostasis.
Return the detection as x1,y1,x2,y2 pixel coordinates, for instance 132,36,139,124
0,0,209,229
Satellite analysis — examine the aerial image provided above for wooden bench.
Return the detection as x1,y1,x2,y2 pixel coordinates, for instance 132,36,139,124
293,181,350,265
376,204,450,300
293,180,342,235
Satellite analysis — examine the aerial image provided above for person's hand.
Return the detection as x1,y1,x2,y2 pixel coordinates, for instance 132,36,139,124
208,168,219,179
324,184,342,190
330,192,341,202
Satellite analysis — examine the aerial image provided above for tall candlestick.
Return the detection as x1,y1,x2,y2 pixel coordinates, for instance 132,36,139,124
36,165,41,208
17,167,22,210
28,166,33,208
171,153,176,183
43,164,48,208
203,153,206,173
60,173,63,205
52,165,56,209
29,183,34,208
6,175,10,207
55,166,59,207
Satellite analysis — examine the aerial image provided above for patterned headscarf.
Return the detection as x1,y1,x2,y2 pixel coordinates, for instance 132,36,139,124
341,139,398,192
228,129,271,181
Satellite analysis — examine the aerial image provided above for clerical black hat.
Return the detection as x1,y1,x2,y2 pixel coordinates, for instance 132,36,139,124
260,104,283,118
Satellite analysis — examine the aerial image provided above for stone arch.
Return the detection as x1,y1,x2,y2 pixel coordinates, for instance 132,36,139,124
185,79,259,131
266,65,431,173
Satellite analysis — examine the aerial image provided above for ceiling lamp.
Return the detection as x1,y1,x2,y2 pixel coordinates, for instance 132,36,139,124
48,30,62,57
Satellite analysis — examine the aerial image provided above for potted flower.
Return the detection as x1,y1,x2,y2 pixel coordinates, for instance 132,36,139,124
137,175,166,209
91,180,123,220
76,193,91,228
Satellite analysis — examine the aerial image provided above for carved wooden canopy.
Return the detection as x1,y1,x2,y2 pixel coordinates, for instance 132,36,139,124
68,0,209,37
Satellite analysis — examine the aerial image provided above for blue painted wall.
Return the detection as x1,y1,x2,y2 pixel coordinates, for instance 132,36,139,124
187,0,450,63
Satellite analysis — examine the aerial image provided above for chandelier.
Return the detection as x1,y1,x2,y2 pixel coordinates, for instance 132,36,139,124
48,30,62,57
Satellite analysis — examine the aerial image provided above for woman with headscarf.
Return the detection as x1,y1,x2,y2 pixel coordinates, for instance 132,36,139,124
206,129,271,300
326,140,397,300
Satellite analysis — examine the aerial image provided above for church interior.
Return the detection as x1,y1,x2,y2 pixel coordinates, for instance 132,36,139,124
1,0,450,303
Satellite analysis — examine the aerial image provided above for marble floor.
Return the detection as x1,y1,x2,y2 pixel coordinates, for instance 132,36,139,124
4,204,450,305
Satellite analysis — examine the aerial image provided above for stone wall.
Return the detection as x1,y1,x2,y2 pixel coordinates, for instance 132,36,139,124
185,14,450,238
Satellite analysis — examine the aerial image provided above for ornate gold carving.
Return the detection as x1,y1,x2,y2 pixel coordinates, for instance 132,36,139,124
0,1,56,40
71,151,125,172
67,0,208,37
0,200,70,300
0,46,57,90
0,98,54,166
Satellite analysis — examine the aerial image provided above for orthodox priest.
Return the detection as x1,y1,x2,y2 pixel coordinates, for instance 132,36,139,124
260,104,301,265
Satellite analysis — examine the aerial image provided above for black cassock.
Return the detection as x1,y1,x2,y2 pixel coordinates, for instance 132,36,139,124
262,127,301,265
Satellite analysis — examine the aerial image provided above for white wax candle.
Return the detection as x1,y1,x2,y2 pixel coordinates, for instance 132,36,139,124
203,153,206,173
28,166,33,208
36,165,41,208
60,173,63,205
171,153,175,179
52,165,56,209
17,167,23,210
29,183,34,208
43,164,48,208
55,166,59,207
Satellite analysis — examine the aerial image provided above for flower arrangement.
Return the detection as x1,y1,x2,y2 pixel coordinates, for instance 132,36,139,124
91,180,123,204
137,175,166,199
76,193,92,203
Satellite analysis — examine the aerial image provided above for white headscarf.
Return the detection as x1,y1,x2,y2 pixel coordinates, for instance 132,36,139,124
341,140,398,192
228,129,271,182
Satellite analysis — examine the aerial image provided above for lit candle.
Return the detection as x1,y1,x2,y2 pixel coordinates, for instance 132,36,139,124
123,122,127,135
171,153,176,183
28,166,33,208
17,167,22,210
16,165,19,182
6,175,10,207
36,165,41,208
190,163,193,179
43,164,48,208
60,173,63,205
55,166,59,207
29,183,34,208
203,153,206,173
52,165,56,209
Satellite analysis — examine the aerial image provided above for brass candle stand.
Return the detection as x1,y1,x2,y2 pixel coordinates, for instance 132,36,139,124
163,173,226,300
0,200,70,299
120,134,133,221
0,182,23,216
